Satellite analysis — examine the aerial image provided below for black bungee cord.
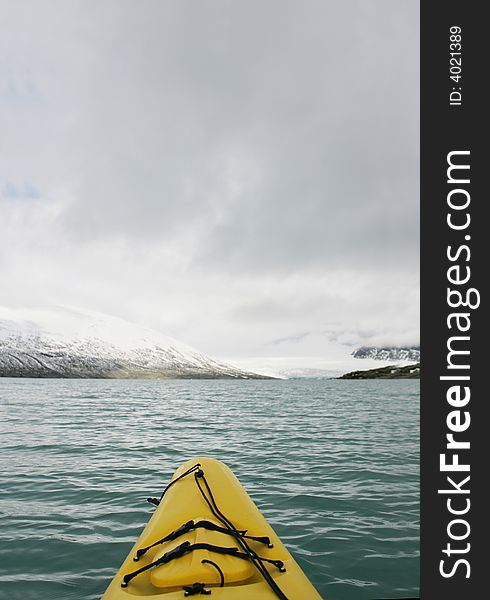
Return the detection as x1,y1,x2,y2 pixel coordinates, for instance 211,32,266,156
193,468,288,600
122,464,289,599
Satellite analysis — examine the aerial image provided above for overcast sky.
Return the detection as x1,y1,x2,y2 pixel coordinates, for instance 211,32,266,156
0,0,419,362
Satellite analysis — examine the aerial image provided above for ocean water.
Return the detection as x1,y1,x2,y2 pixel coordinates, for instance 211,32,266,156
0,378,419,600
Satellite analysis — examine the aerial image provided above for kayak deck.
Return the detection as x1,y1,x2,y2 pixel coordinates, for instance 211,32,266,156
102,457,322,599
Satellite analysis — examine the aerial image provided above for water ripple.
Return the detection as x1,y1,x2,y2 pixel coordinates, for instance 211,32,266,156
0,378,419,599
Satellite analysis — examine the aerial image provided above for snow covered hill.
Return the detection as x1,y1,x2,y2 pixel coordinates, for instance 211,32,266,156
0,306,265,379
352,346,420,361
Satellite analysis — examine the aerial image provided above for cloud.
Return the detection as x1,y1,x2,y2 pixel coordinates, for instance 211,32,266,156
0,0,419,361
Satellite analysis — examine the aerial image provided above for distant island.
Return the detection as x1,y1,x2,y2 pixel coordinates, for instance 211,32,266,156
0,306,268,380
339,363,420,379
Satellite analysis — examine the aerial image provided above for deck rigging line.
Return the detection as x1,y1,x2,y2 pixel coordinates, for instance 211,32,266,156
122,464,288,599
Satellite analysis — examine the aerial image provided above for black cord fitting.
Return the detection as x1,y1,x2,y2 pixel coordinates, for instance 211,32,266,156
183,582,212,596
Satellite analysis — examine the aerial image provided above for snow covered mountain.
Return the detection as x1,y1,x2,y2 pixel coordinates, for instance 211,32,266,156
352,346,420,361
0,306,265,379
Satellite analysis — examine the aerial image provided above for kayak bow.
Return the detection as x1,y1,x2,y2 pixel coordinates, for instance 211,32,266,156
102,457,322,599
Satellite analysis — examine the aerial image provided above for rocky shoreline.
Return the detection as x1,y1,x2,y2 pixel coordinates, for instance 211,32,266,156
338,363,420,379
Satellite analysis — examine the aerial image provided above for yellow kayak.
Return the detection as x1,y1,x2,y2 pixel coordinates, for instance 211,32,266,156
102,457,322,599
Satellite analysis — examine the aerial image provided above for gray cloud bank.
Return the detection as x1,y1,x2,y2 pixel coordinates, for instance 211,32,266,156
0,0,419,360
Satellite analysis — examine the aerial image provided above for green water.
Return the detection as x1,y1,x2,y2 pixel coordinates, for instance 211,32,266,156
0,378,419,600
